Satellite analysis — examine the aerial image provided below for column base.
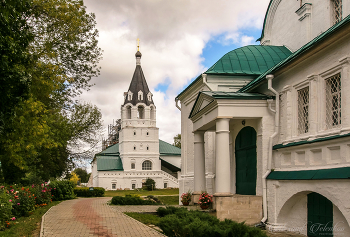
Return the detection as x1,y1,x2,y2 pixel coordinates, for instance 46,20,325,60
266,223,287,232
191,191,202,205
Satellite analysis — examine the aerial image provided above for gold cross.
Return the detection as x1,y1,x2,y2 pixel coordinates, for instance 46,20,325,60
137,38,140,51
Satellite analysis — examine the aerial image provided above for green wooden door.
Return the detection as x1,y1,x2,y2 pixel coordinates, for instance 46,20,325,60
307,192,333,237
235,126,257,195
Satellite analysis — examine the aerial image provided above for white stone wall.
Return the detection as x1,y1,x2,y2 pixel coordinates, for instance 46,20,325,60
262,0,350,52
96,170,178,190
267,179,350,236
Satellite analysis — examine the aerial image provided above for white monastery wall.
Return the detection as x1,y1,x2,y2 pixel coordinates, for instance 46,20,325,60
267,179,350,236
262,0,350,52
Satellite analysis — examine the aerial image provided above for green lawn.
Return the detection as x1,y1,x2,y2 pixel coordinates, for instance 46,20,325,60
104,188,179,197
157,195,179,205
0,201,61,237
124,212,161,225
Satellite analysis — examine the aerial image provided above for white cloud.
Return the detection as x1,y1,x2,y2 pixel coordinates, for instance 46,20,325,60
80,0,270,157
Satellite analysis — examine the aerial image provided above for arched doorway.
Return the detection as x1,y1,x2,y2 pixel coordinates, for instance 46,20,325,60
235,126,257,195
307,192,333,237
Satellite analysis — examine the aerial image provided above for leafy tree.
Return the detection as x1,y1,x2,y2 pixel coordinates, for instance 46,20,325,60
70,171,79,185
73,168,90,183
0,0,33,134
0,0,103,183
173,134,181,148
144,178,156,191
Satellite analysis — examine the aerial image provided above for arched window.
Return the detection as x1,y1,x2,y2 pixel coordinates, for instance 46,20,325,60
126,106,131,119
150,106,155,120
138,105,144,119
142,160,152,170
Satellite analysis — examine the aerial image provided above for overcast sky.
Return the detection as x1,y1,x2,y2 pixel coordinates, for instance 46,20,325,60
80,0,270,148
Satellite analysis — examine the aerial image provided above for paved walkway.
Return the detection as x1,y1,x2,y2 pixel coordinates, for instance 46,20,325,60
41,197,165,237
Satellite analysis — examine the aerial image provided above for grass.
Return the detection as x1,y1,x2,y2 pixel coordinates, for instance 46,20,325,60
104,188,179,197
0,201,61,237
124,212,161,225
157,195,179,205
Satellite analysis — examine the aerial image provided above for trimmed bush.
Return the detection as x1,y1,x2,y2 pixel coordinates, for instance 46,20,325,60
158,209,268,237
156,206,186,217
49,180,76,201
111,195,157,205
74,187,105,197
143,178,156,191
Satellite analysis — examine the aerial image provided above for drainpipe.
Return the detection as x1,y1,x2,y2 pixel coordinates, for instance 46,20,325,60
175,98,181,111
261,74,279,224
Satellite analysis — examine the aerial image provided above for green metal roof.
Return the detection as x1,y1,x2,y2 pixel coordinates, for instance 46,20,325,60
240,14,350,92
273,133,350,150
175,45,291,100
267,167,350,180
201,91,274,100
98,140,180,157
96,156,124,171
99,143,119,155
159,140,181,156
205,45,291,75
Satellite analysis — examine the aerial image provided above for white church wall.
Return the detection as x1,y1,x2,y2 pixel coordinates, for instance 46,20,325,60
262,0,350,52
266,179,350,236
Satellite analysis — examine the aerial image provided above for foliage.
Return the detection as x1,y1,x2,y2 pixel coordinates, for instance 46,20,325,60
70,171,80,185
74,187,104,197
0,0,103,184
73,168,90,183
143,178,156,191
30,184,52,205
158,209,268,237
0,0,33,135
172,134,181,148
198,191,213,206
48,180,76,201
0,187,13,230
0,200,60,237
10,188,35,218
111,195,158,205
156,206,187,217
181,191,192,203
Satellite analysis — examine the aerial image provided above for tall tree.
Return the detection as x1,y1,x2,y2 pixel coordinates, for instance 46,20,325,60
0,0,103,183
73,168,89,183
173,134,181,148
0,0,33,134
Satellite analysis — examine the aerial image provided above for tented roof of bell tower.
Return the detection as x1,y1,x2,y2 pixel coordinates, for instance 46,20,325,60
123,51,154,106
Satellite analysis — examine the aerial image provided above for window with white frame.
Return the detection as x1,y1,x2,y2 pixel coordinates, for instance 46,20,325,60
112,184,116,189
142,160,152,170
132,183,136,189
131,163,135,169
332,0,342,25
164,183,168,188
325,73,341,129
298,86,309,134
126,106,132,119
138,90,143,100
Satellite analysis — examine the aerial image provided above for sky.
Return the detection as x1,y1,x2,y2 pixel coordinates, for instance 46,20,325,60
80,0,270,150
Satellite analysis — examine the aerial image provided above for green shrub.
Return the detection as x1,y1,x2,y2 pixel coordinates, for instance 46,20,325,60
30,183,52,205
48,180,76,201
111,194,157,205
0,187,13,230
74,187,105,197
143,178,156,191
158,209,268,237
11,187,35,217
156,206,186,217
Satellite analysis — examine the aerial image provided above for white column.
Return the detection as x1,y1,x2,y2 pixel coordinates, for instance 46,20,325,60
194,131,206,192
215,118,231,195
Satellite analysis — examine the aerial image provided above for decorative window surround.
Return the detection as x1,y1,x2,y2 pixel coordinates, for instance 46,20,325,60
332,0,342,25
295,3,312,21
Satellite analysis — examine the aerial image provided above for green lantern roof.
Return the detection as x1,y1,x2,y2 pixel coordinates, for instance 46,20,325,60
205,45,292,76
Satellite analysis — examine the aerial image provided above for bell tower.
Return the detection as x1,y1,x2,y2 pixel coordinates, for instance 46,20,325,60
119,49,160,175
